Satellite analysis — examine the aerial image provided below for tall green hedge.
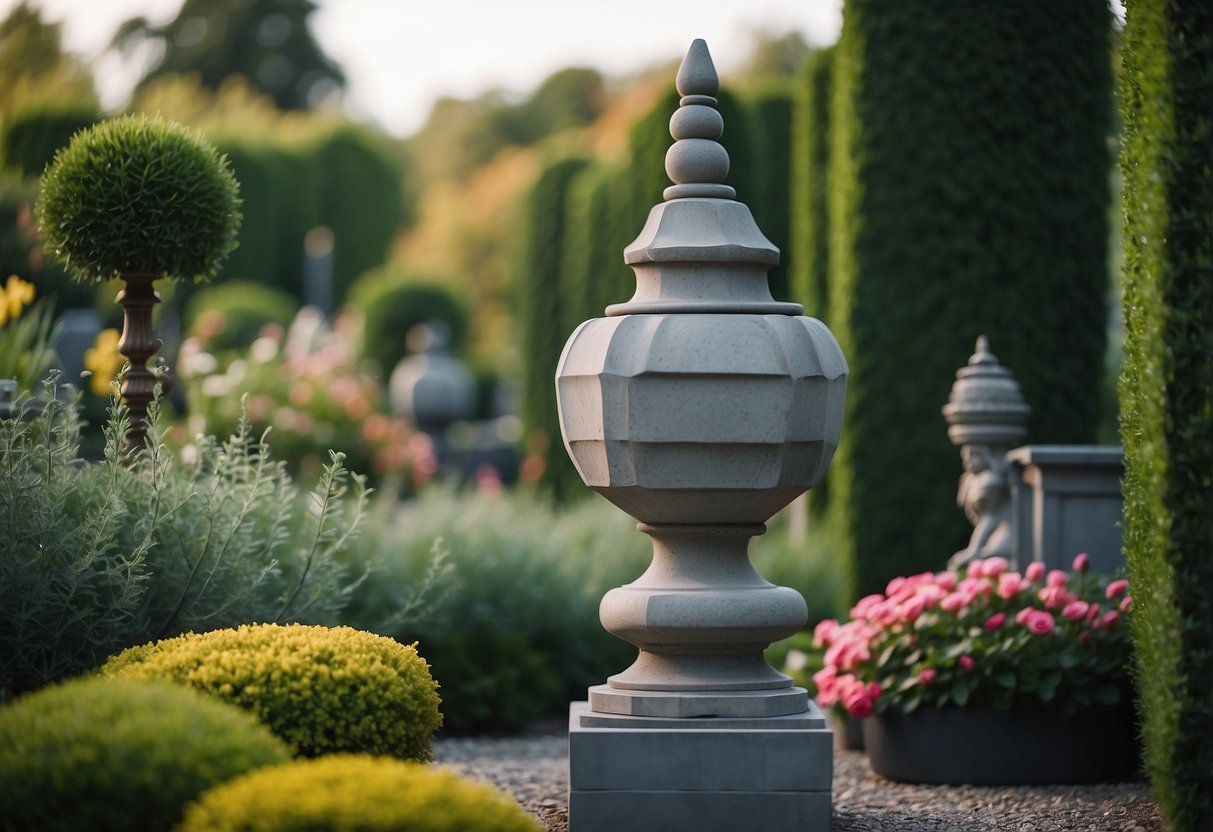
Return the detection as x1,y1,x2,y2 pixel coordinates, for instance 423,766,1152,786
0,99,98,176
790,46,834,319
514,154,591,497
828,1,1113,599
1118,0,1213,827
749,85,793,303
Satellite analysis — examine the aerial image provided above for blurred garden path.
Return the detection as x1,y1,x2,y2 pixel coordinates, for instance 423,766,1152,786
434,724,1163,832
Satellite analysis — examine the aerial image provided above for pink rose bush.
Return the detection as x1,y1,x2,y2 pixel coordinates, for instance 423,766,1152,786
812,554,1132,719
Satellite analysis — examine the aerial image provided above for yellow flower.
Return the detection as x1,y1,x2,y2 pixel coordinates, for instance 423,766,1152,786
0,275,36,325
84,328,124,396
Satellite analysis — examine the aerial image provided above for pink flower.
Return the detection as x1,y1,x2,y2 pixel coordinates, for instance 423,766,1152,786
1039,585,1076,609
1106,579,1129,600
940,592,966,613
851,594,885,619
899,595,927,623
812,619,840,648
843,686,873,719
935,572,958,592
812,667,839,708
918,668,938,686
1100,610,1122,630
1016,607,1033,626
917,584,948,608
885,576,907,597
866,681,882,702
1062,600,1091,621
958,656,975,671
1120,596,1133,613
1086,603,1102,622
1073,553,1091,573
1025,561,1046,583
998,572,1028,600
979,557,1009,578
984,612,1006,631
1023,609,1056,635
1047,569,1068,589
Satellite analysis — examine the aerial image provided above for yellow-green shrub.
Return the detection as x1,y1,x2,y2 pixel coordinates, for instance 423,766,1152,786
102,623,442,760
179,754,542,832
0,676,290,832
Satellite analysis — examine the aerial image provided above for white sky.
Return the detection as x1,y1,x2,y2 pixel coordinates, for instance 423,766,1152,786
14,0,844,137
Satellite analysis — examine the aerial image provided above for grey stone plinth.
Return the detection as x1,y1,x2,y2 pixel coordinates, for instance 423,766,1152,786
568,701,833,831
1007,444,1124,573
588,684,809,718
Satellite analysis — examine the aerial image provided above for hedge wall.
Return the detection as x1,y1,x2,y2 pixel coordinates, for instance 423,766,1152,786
749,85,793,304
789,46,834,320
1118,0,1213,827
514,154,592,498
828,0,1113,599
0,99,98,177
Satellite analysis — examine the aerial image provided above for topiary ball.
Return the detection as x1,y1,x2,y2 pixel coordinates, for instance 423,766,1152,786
178,754,543,832
36,114,241,283
102,623,443,760
0,676,291,832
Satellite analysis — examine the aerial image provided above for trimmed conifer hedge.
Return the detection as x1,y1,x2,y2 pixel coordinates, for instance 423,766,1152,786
789,46,834,320
1118,0,1213,826
827,1,1113,599
515,154,591,497
750,85,794,303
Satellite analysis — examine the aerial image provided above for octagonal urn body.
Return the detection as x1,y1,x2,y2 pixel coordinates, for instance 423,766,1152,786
556,310,846,526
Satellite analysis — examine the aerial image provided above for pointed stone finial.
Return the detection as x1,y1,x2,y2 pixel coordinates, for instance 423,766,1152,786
664,39,736,201
942,335,1030,447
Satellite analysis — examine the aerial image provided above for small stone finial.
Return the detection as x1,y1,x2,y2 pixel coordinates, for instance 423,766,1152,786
942,335,1030,447
664,39,736,201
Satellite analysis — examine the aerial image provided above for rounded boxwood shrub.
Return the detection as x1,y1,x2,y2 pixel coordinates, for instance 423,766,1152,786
35,114,241,283
178,754,542,832
185,279,299,352
0,676,290,832
346,267,469,382
101,623,442,760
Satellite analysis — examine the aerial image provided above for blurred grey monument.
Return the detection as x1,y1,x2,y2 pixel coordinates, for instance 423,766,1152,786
942,336,1029,568
943,336,1125,573
303,226,334,317
556,40,845,832
53,309,101,394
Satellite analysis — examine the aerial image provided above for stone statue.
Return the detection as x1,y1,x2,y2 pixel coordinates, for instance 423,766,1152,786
942,337,1029,569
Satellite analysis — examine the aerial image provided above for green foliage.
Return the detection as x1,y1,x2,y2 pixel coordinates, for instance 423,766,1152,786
0,381,370,699
184,278,298,354
0,98,98,177
36,115,242,283
185,279,299,353
103,623,442,761
0,1,96,112
339,488,649,733
303,122,405,305
178,754,542,832
1118,0,1213,826
514,154,592,498
206,135,316,298
790,46,834,320
828,1,1113,599
347,267,469,382
113,0,345,111
749,84,793,303
0,276,58,392
0,676,290,832
0,171,90,311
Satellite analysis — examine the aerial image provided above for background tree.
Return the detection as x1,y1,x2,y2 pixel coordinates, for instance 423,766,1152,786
112,0,345,111
0,1,95,111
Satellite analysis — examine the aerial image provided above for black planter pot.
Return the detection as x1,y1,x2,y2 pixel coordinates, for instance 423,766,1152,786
863,705,1139,785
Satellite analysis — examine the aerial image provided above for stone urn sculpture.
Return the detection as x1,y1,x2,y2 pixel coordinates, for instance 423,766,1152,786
555,40,844,832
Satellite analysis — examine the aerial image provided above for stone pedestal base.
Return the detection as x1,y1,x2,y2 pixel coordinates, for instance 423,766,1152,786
567,700,833,831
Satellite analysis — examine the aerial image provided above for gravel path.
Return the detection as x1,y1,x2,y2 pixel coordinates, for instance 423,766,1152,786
434,727,1162,832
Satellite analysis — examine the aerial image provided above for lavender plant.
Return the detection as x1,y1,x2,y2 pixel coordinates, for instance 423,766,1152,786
0,377,371,700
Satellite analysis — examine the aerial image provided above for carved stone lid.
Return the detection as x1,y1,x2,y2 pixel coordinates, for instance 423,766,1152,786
942,336,1030,447
608,39,801,317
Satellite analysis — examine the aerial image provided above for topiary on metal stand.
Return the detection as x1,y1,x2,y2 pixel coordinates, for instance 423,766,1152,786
36,115,241,451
